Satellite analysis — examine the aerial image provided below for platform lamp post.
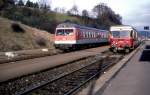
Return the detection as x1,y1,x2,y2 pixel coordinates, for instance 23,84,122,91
144,26,149,40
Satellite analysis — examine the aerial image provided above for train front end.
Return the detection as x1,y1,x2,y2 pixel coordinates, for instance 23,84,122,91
109,26,136,53
54,23,77,50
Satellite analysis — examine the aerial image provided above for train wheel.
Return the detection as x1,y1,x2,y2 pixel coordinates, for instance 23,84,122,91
113,48,117,53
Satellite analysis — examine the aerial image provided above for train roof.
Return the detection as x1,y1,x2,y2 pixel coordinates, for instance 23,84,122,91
56,23,107,32
110,25,137,31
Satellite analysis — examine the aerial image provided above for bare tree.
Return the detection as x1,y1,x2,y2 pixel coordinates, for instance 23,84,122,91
61,7,66,13
92,3,107,18
54,7,65,13
92,3,122,27
115,14,122,23
82,9,89,25
54,7,59,12
82,9,89,17
25,0,34,7
38,0,51,11
17,0,24,6
70,5,78,15
0,0,16,9
33,2,39,8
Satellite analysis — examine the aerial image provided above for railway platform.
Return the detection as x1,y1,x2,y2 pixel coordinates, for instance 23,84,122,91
0,46,108,82
94,41,150,95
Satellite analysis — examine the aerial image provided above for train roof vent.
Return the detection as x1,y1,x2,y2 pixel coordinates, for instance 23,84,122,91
57,23,78,28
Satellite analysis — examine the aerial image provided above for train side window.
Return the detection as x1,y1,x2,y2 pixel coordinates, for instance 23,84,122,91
135,32,137,39
131,30,137,39
97,32,99,38
84,32,87,38
84,32,86,38
89,32,91,38
96,32,97,38
94,32,96,38
83,32,86,38
79,31,81,37
86,32,88,38
98,33,100,38
93,32,94,38
90,32,91,38
133,31,136,39
130,30,134,38
103,33,105,38
99,33,101,38
92,32,94,38
95,32,98,38
104,34,105,38
101,33,103,38
82,29,86,38
81,31,83,38
91,32,92,38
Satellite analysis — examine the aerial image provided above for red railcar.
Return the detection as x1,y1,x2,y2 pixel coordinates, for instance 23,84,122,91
109,25,140,53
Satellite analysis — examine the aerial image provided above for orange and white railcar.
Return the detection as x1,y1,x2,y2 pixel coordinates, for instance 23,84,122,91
54,23,109,50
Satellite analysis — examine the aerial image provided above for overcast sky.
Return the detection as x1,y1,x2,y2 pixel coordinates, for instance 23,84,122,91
31,0,150,30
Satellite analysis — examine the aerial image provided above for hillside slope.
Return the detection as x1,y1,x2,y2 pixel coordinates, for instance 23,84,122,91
0,17,54,52
0,6,121,33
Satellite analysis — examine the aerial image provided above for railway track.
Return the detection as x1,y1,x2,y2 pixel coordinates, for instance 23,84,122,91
25,53,123,95
0,50,124,95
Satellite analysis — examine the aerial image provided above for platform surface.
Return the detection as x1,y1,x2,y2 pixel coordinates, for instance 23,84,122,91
96,41,150,95
0,46,108,82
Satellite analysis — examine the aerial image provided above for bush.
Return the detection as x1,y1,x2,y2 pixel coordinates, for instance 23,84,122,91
11,23,25,33
11,44,23,50
36,37,47,47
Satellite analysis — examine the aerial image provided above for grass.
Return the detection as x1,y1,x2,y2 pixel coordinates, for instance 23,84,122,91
0,17,54,52
54,13,80,23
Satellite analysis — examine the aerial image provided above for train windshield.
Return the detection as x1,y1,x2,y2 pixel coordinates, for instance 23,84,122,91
56,29,74,36
111,31,130,38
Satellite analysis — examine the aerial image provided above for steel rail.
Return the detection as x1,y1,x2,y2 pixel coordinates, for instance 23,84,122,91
64,55,123,95
15,54,106,95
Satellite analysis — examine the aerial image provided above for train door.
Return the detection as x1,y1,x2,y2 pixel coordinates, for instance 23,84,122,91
131,30,138,48
134,31,139,47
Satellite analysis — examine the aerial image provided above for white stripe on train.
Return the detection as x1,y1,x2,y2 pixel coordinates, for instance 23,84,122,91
55,39,108,44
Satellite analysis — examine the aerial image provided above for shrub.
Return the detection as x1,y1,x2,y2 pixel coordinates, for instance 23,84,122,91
11,44,23,51
11,23,25,33
36,36,47,47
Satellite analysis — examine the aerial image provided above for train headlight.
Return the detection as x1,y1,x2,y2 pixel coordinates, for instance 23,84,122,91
111,43,116,47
